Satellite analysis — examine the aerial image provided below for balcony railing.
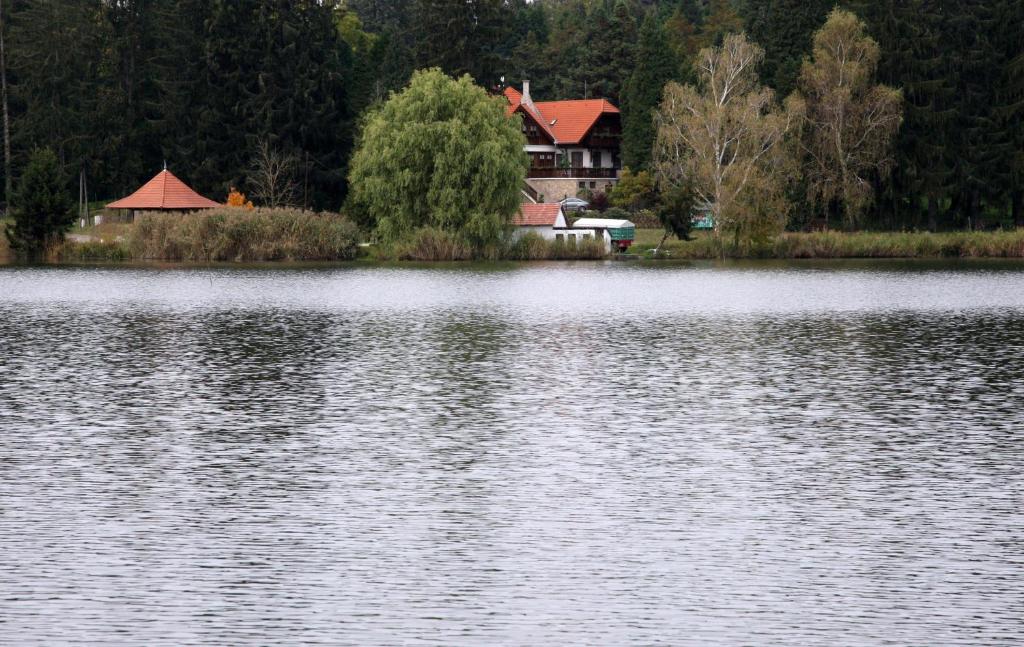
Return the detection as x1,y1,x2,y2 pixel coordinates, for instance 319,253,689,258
527,167,620,179
586,136,620,148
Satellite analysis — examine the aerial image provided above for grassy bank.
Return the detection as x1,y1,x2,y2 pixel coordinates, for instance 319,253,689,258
632,228,1024,259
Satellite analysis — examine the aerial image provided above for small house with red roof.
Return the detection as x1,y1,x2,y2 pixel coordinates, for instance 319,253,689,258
504,80,622,202
104,168,221,222
512,202,569,240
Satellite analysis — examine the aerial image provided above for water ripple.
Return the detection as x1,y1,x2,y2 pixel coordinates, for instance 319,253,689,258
1,262,1022,645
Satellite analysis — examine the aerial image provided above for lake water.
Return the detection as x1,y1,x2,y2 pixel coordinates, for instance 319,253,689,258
1,261,1023,646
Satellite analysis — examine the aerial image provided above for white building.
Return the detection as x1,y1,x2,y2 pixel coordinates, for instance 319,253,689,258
511,203,569,240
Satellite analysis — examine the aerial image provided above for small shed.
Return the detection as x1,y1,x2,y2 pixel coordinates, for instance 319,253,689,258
571,217,636,252
104,169,220,223
511,203,568,240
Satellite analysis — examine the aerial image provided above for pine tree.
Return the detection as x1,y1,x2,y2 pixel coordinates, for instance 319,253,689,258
744,0,831,96
5,147,73,256
621,14,678,170
8,0,116,192
887,0,957,230
412,0,510,86
585,0,639,103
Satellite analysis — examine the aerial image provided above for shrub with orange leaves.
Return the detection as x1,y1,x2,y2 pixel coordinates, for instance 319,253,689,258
227,187,254,210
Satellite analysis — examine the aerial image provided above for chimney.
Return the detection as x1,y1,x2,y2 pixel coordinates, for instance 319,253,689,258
522,80,533,106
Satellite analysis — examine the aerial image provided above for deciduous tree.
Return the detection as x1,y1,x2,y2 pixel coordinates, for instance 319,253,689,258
795,9,903,228
654,34,801,245
347,69,527,248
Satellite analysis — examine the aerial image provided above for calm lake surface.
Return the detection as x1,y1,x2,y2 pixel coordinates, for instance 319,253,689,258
1,261,1023,646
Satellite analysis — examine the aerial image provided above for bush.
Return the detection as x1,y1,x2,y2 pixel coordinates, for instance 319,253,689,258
129,208,360,261
609,168,655,211
601,207,632,222
589,191,610,212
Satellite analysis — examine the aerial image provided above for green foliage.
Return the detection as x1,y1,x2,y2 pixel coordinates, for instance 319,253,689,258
744,0,831,97
601,206,631,222
347,68,527,248
6,148,73,256
610,167,656,211
129,208,360,262
622,14,678,170
656,183,695,241
411,0,514,86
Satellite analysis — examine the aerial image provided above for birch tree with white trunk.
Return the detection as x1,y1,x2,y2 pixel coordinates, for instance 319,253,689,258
796,9,903,228
654,33,802,245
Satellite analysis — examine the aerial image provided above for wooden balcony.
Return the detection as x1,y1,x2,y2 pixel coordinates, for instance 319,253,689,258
527,167,620,179
585,135,621,148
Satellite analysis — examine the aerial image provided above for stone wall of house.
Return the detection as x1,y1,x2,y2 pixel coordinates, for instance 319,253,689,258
525,178,619,203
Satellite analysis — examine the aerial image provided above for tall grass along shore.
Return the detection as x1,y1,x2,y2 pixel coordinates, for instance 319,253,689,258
633,229,1024,260
37,220,1024,264
55,208,360,262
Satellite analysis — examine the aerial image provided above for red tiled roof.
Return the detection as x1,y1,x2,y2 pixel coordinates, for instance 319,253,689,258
503,86,619,145
535,99,619,144
107,169,221,210
513,203,562,227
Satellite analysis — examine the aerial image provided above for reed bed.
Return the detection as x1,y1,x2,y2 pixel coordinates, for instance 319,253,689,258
50,239,132,262
129,208,360,262
503,232,607,260
374,228,609,261
638,229,1024,259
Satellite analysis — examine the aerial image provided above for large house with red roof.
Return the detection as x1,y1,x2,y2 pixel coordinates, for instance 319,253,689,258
504,81,622,202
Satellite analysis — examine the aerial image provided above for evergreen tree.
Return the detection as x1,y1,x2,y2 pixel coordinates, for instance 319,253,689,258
585,0,639,103
8,0,115,191
744,0,831,96
5,147,72,256
412,0,510,86
621,14,678,170
885,0,956,230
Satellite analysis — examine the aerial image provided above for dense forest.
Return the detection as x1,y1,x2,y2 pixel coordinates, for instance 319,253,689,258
0,0,1021,229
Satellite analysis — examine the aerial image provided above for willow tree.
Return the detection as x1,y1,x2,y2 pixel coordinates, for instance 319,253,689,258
795,9,903,228
654,33,802,245
347,68,527,247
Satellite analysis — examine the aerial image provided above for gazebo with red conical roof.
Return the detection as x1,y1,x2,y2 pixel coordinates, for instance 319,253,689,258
106,168,221,219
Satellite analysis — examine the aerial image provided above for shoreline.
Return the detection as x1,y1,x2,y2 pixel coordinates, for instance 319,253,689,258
50,227,1024,264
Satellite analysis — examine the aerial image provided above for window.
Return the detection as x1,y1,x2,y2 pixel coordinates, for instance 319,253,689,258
556,234,564,242
567,234,577,244
571,151,583,168
579,182,586,189
592,151,603,168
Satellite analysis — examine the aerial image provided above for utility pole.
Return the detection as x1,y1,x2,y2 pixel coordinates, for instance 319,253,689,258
0,0,12,208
